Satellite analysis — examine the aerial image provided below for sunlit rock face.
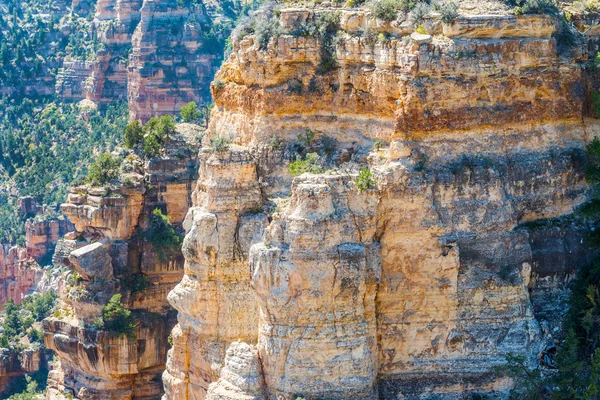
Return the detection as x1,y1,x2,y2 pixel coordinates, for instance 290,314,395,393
161,6,600,400
43,124,201,400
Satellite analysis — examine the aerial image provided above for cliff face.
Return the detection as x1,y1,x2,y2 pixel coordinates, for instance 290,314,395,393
161,7,598,399
127,0,221,121
0,211,72,306
43,124,201,399
53,0,227,121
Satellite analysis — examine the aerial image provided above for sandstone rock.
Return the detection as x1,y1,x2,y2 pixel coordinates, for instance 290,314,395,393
45,123,200,399
205,342,266,400
68,242,113,282
410,32,432,44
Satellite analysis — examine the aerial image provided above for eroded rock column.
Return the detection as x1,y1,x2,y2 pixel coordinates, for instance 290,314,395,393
250,175,380,399
164,148,265,399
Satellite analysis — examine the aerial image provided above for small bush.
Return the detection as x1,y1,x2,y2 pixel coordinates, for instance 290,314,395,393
147,208,182,260
372,0,402,21
123,120,144,148
180,101,202,122
409,3,431,27
268,135,285,151
415,24,428,34
297,128,316,148
438,2,459,24
209,134,232,153
86,153,122,187
213,79,225,89
100,294,135,337
256,17,282,50
27,328,43,343
121,273,151,294
518,0,557,14
288,153,325,176
356,168,377,191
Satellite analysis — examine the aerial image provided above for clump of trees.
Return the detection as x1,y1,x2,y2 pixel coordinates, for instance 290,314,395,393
0,291,57,349
123,115,176,158
85,153,122,187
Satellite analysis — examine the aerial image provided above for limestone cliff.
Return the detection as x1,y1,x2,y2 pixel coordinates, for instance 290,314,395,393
43,124,201,399
161,6,600,400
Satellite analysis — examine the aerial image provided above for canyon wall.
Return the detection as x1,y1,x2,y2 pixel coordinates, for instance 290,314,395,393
161,7,600,400
0,210,73,306
43,124,201,399
53,0,227,121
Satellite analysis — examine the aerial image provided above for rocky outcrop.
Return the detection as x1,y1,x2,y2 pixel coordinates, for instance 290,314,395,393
44,124,201,399
0,245,43,306
162,6,600,400
25,215,74,263
163,148,264,399
0,346,45,394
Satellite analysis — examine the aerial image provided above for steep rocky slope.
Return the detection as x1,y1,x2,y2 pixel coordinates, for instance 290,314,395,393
161,6,600,399
42,124,201,399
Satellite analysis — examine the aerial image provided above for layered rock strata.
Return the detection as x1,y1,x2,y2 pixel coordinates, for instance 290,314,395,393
43,124,201,399
53,0,227,121
162,7,600,400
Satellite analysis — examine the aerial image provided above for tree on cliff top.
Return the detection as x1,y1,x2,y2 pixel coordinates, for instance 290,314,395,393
180,101,202,122
85,153,122,187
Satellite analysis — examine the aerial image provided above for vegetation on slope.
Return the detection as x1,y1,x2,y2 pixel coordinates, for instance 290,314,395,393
0,100,128,244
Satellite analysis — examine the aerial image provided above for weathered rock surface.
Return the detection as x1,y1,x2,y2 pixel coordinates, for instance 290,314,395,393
44,124,201,399
162,6,600,400
205,342,266,400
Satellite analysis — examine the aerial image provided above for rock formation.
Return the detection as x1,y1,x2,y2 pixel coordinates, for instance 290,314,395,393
52,0,229,121
160,6,600,400
43,124,201,399
0,346,46,394
0,210,72,306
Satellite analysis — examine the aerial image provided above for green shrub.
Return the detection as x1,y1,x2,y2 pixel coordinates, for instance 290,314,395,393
123,120,143,148
121,273,151,294
255,17,282,50
288,153,324,176
21,291,57,321
356,168,377,191
372,0,402,20
409,3,431,27
209,134,232,153
99,294,135,337
147,208,182,260
180,101,202,122
518,0,557,14
415,24,428,34
297,128,316,148
438,1,459,24
27,328,43,343
85,153,122,187
268,135,286,151
142,134,161,158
